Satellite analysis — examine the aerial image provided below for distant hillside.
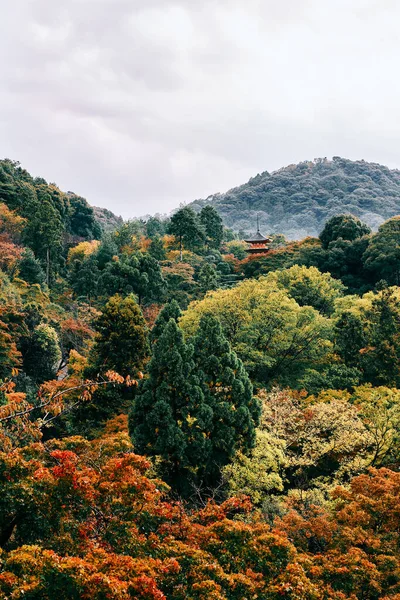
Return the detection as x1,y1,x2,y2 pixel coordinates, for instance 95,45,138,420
0,159,123,239
92,206,123,233
190,157,400,239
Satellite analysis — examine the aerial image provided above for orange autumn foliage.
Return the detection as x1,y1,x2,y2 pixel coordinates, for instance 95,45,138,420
0,424,399,599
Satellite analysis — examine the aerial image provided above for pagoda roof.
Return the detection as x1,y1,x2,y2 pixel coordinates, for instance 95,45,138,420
244,230,271,243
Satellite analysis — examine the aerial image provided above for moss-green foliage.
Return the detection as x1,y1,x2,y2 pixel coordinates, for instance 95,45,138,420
98,253,166,305
88,294,149,378
264,265,345,315
180,276,333,388
363,216,400,285
22,323,61,383
222,430,286,504
319,214,371,248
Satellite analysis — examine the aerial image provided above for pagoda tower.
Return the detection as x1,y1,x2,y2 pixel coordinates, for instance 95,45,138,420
244,217,271,256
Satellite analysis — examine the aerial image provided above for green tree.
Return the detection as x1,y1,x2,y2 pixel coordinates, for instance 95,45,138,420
224,240,248,260
361,288,400,386
150,299,181,345
96,234,118,269
168,206,205,260
148,236,166,261
352,386,400,468
193,315,261,487
180,278,333,388
67,195,102,239
23,199,63,285
135,253,166,305
222,430,286,504
146,216,167,238
363,217,400,285
266,265,345,315
89,295,149,378
69,253,100,303
22,324,62,383
198,262,218,294
100,253,166,305
200,206,223,249
17,249,45,285
320,214,371,249
335,311,366,368
130,319,211,496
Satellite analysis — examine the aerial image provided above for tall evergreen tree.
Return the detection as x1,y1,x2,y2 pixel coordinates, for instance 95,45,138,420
23,199,63,285
168,206,205,260
193,315,261,487
200,206,223,249
150,299,181,345
70,253,100,303
148,236,166,261
130,319,212,496
335,311,366,369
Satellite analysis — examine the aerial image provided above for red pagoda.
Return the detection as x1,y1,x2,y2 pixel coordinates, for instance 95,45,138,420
244,217,271,256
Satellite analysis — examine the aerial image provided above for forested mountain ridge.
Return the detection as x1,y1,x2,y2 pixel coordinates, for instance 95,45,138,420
190,156,400,239
0,159,121,261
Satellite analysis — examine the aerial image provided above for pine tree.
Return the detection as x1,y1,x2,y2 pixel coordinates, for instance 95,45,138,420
200,206,223,249
130,319,212,496
193,315,261,487
150,299,181,345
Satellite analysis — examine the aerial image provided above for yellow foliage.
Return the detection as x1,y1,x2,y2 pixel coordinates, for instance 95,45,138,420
67,240,100,264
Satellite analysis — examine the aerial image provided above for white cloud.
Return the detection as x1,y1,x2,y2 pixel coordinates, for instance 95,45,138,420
1,0,400,217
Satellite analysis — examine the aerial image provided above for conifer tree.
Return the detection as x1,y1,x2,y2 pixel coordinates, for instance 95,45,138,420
17,248,45,286
89,294,149,377
200,205,223,249
198,262,218,293
148,236,166,261
193,315,261,487
168,206,205,260
150,299,181,344
130,319,212,495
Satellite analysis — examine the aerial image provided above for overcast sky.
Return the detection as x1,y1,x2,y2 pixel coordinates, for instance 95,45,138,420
1,0,400,218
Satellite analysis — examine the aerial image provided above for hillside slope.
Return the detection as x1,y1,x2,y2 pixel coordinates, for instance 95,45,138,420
190,157,400,239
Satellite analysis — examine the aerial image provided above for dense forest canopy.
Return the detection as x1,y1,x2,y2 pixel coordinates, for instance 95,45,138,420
190,156,400,239
0,159,400,598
